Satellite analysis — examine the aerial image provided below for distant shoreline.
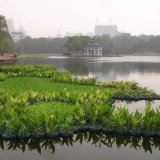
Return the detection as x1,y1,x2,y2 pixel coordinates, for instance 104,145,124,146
17,52,160,59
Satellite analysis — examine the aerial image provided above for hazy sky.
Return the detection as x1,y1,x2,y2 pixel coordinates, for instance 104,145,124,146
1,0,160,37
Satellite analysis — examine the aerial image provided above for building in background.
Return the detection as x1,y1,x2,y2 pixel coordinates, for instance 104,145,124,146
18,26,27,35
84,38,102,56
7,19,26,41
11,32,25,42
95,25,118,37
7,19,16,33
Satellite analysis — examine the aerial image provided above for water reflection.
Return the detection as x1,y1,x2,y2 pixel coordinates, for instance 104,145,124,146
0,60,17,65
16,57,160,76
115,100,160,112
14,57,160,77
1,132,160,154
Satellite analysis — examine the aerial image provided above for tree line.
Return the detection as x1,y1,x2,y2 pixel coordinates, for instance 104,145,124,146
1,14,160,56
18,34,160,55
0,15,15,53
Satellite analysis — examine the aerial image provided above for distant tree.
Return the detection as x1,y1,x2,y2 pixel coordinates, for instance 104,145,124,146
17,34,160,55
146,36,160,53
19,36,67,54
15,42,24,54
0,15,8,32
65,36,90,53
95,35,115,55
0,15,15,53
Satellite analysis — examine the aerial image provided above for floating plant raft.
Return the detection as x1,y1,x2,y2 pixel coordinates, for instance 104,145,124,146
0,65,160,139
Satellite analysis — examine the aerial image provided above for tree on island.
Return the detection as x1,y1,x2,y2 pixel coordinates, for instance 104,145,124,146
64,36,90,54
0,15,15,53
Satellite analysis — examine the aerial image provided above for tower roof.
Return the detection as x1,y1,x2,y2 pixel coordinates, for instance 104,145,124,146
86,38,101,47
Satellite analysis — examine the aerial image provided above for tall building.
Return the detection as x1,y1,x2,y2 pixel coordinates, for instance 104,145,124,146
7,19,16,33
18,26,27,35
95,25,118,37
7,19,26,41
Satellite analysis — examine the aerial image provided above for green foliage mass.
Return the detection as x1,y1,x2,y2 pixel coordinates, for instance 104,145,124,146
64,36,89,53
16,34,160,55
0,73,7,81
0,15,15,53
18,36,67,54
0,65,159,138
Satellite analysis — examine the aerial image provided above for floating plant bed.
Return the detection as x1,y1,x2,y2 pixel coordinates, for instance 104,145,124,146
0,65,159,140
0,124,159,139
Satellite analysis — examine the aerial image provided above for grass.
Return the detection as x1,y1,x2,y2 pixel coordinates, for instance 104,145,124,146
0,77,114,94
25,101,74,117
17,54,48,59
0,73,7,81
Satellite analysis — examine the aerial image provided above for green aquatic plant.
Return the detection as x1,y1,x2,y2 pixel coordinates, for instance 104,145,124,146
118,107,132,128
142,104,156,132
28,114,42,134
0,72,7,81
152,108,160,131
61,115,73,132
85,102,113,125
112,111,126,129
0,65,56,78
44,114,59,133
74,103,86,125
102,116,114,129
131,110,142,130
52,71,72,83
86,102,99,125
73,77,97,85
0,65,160,138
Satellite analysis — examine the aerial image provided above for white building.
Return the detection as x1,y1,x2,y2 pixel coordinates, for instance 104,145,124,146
7,19,26,41
84,38,103,56
11,32,25,42
95,25,118,37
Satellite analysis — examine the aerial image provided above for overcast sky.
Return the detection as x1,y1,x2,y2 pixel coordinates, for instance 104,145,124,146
1,0,160,37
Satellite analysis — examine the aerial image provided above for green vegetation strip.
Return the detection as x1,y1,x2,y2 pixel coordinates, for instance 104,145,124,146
0,77,107,94
0,65,159,139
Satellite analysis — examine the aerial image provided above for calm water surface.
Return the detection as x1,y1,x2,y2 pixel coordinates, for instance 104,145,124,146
0,133,160,160
17,56,160,93
6,56,160,159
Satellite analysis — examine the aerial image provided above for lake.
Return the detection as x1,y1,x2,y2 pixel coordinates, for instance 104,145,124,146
0,133,160,160
3,55,158,159
16,56,160,93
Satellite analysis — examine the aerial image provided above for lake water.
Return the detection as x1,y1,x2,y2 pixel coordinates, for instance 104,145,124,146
0,133,160,160
16,56,160,94
5,55,159,159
